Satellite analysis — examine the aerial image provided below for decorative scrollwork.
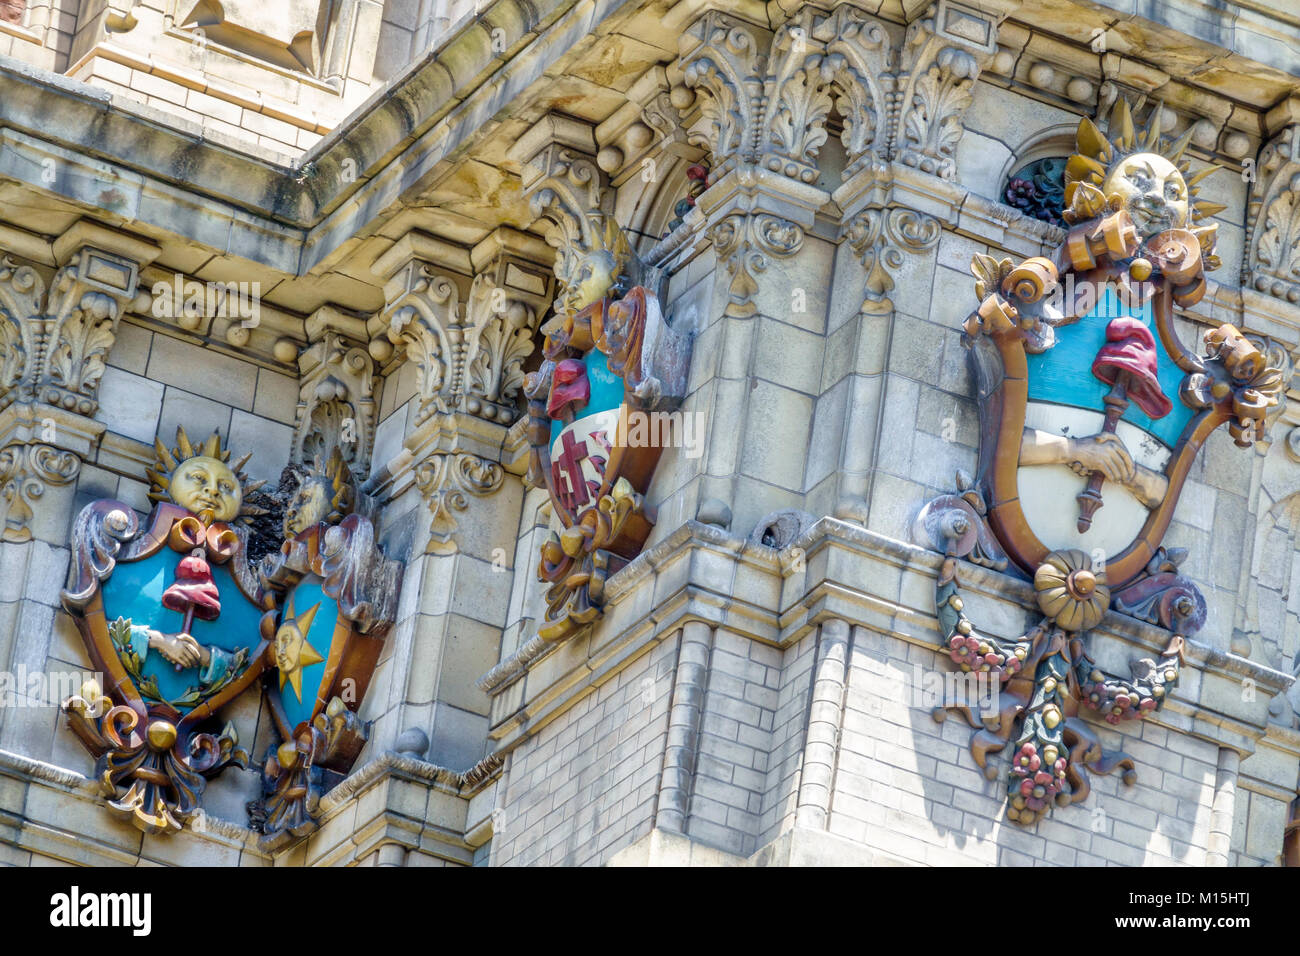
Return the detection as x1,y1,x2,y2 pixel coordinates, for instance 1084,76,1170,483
708,212,805,318
414,452,506,555
846,207,941,315
0,442,82,544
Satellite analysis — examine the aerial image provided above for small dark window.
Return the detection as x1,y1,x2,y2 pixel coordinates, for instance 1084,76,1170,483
1003,157,1068,228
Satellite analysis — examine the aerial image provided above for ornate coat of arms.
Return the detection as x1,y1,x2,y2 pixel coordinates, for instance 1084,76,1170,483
523,220,692,641
60,433,400,844
918,102,1288,825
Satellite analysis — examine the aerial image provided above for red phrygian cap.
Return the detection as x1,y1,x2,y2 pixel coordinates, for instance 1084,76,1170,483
547,358,591,419
162,554,222,621
1092,317,1173,420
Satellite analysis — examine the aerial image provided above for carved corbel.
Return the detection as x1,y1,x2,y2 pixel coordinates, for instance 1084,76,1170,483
845,206,941,315
0,441,81,542
292,320,377,474
414,449,505,555
0,256,43,412
708,212,805,318
461,275,537,425
1244,125,1300,303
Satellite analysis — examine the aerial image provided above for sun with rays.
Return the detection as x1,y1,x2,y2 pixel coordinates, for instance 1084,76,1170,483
274,593,326,704
1064,99,1225,269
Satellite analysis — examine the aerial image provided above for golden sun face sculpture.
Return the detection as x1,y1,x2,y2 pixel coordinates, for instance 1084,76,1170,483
566,215,637,313
1102,153,1189,236
283,448,354,538
146,426,264,524
275,594,325,703
1064,99,1225,253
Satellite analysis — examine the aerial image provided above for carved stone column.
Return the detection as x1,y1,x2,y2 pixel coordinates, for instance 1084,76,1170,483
365,226,549,768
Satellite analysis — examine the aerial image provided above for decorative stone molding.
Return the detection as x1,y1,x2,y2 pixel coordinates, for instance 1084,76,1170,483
506,115,620,317
292,320,377,474
374,231,546,428
1245,125,1300,303
594,66,701,188
414,450,506,555
815,4,892,178
0,222,159,417
679,3,996,189
845,206,941,315
707,211,805,318
0,441,80,542
679,11,768,177
894,24,980,180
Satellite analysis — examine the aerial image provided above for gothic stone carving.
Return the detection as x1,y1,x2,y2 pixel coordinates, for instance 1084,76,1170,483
386,270,539,427
293,331,377,474
678,4,991,186
1245,125,1300,302
845,207,941,315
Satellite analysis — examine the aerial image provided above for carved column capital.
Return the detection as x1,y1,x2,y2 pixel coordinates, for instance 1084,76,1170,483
1244,125,1300,305
892,6,991,182
0,220,159,418
374,228,548,429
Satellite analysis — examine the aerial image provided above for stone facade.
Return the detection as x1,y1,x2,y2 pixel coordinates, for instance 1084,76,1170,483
0,0,1298,867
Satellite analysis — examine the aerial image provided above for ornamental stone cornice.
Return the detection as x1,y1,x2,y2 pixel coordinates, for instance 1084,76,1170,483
479,515,1294,760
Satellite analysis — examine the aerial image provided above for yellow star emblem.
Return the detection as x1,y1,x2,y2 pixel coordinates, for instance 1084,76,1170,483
274,594,326,703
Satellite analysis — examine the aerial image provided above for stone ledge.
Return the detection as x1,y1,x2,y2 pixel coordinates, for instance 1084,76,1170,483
483,516,1294,757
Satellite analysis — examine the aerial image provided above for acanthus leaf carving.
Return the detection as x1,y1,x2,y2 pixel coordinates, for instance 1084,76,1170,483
761,15,834,184
1245,125,1300,302
0,245,141,417
816,5,893,175
463,273,537,422
679,11,767,173
385,268,459,425
895,31,980,181
382,264,541,426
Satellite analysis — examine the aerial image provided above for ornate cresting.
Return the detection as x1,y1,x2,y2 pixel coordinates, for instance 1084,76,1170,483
917,101,1287,826
509,115,694,642
60,429,402,842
